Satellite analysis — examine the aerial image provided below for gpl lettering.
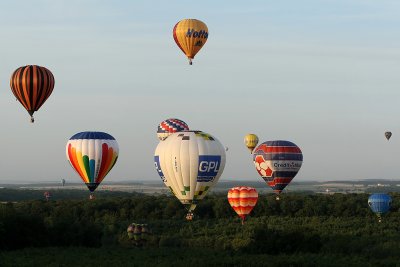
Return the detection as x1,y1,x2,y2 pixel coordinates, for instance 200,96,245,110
199,161,220,173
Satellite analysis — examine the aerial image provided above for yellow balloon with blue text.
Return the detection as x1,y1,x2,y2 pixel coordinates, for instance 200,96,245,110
173,19,208,65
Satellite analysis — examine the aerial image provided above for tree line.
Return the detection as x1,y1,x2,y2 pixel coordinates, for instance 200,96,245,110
0,190,399,265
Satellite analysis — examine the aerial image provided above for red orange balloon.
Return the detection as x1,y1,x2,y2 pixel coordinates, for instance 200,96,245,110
227,186,258,224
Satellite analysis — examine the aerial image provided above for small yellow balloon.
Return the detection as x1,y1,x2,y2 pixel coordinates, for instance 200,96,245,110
244,134,259,153
173,19,208,65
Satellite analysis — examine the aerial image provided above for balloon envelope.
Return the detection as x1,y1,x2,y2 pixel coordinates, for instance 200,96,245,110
253,140,303,194
385,132,392,140
66,131,119,192
10,65,55,122
154,130,226,214
127,223,149,244
244,134,259,153
173,19,208,64
368,193,391,217
157,118,189,141
227,186,258,224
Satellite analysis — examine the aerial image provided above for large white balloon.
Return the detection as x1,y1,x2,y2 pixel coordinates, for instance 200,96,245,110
154,130,226,214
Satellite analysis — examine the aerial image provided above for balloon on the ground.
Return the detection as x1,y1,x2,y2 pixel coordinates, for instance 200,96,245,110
244,134,259,153
227,186,258,224
127,223,149,246
385,132,392,140
10,65,55,123
66,131,119,195
368,193,392,222
253,140,303,198
173,19,208,65
154,130,226,219
157,118,189,141
43,191,52,201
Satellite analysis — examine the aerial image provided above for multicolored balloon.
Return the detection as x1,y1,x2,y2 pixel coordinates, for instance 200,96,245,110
127,223,149,246
43,191,52,201
154,130,226,220
227,186,258,225
253,140,303,199
66,131,119,196
173,19,208,65
244,134,259,153
385,131,392,140
157,118,189,141
368,193,392,222
10,65,55,123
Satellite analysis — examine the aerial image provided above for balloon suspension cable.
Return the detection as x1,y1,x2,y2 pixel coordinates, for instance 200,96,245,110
30,116,34,123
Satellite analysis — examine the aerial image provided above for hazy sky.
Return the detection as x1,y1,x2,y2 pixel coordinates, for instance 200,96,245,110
0,0,400,183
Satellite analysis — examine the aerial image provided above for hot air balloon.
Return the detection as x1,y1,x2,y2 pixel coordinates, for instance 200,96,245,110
253,140,303,200
385,132,392,140
154,130,226,220
157,118,189,141
127,223,149,246
10,65,55,123
244,134,259,153
368,193,392,222
66,131,119,199
173,19,208,65
227,186,258,225
43,191,52,201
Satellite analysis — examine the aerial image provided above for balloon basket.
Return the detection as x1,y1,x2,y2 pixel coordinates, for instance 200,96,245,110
276,196,280,201
89,194,95,200
30,116,34,123
186,212,194,221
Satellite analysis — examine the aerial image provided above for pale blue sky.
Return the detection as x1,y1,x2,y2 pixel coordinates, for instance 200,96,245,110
0,1,400,183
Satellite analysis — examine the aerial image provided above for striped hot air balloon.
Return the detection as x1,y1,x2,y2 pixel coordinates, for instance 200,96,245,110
10,65,55,123
253,140,303,200
173,19,208,65
66,131,119,199
227,186,258,225
157,118,189,141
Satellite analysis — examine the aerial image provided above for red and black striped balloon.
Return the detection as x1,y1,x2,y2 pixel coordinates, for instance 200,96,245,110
10,65,55,122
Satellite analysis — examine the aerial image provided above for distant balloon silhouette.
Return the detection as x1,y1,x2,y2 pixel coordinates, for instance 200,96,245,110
385,131,392,140
10,65,55,123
